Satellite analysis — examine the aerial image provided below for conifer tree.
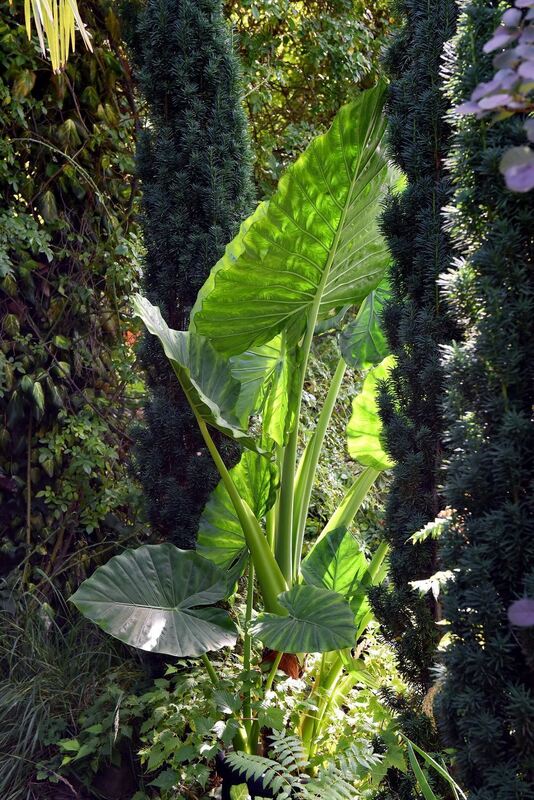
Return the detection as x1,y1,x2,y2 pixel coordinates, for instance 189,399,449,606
369,0,457,789
130,0,255,548
438,2,534,795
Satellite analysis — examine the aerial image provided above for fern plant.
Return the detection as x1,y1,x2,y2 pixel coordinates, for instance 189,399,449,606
225,731,378,800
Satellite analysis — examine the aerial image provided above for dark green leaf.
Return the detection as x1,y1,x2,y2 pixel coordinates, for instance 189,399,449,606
70,544,237,657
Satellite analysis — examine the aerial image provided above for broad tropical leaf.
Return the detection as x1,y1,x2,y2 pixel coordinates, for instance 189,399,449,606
70,544,237,657
133,296,261,452
229,336,283,426
197,450,278,571
340,279,391,369
347,356,395,470
301,528,369,598
251,585,357,653
192,83,390,356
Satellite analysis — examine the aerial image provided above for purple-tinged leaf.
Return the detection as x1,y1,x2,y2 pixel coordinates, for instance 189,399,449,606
518,59,534,78
519,27,534,43
493,49,520,68
472,76,503,100
502,8,523,26
508,598,534,627
479,93,514,109
516,43,534,56
454,101,482,115
504,162,534,191
484,30,520,53
494,67,521,88
515,0,534,8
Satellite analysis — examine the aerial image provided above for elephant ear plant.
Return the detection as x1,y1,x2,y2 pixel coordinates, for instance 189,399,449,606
71,83,395,760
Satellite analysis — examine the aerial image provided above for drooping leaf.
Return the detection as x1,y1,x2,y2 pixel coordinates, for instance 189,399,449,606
229,336,283,426
301,527,369,599
251,585,357,653
192,83,390,356
340,279,391,368
197,450,278,572
347,356,395,470
133,296,261,453
70,544,237,657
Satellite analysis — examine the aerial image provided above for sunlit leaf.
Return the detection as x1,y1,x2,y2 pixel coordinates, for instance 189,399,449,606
192,83,391,355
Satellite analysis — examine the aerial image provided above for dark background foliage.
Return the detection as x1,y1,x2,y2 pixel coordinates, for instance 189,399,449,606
223,0,392,195
369,1,458,797
0,0,144,594
438,1,534,796
128,0,256,551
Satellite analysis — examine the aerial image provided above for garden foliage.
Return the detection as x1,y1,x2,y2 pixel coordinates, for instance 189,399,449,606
0,1,143,590
224,0,393,194
368,2,458,787
70,85,408,793
129,0,256,550
439,1,534,795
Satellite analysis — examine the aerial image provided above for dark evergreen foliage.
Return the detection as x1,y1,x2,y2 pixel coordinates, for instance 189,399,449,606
369,0,458,792
438,2,534,797
130,0,255,548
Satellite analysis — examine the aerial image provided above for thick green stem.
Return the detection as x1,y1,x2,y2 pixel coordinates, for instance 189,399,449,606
317,466,380,545
243,560,254,737
265,651,283,693
201,653,219,687
293,357,347,577
195,415,287,613
301,654,345,756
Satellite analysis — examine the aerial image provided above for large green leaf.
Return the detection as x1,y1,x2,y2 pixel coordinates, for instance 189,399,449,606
192,83,390,356
70,544,237,657
340,278,391,369
197,450,278,572
133,296,261,452
251,585,357,653
301,527,369,599
229,336,283,426
347,356,395,471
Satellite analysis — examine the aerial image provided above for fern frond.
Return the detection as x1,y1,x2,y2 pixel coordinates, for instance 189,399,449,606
225,751,297,799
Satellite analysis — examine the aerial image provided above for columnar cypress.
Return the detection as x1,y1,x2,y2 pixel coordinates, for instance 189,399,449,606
130,0,255,548
438,2,534,796
368,0,457,780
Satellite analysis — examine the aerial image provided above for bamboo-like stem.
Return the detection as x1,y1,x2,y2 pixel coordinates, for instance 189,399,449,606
201,653,219,687
194,415,287,613
243,560,255,737
264,651,283,693
293,357,347,577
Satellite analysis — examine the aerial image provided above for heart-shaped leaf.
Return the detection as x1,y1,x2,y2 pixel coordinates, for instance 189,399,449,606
301,527,369,598
70,544,237,657
197,450,278,572
133,296,262,453
251,585,357,653
192,83,390,356
347,356,395,470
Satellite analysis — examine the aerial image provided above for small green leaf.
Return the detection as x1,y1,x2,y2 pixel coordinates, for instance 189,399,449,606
301,527,369,598
347,356,395,470
197,450,278,572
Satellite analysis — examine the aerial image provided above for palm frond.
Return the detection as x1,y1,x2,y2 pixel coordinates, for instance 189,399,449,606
13,0,92,73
